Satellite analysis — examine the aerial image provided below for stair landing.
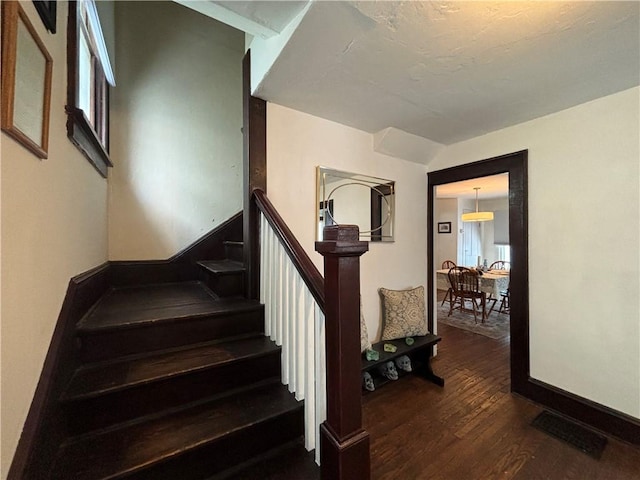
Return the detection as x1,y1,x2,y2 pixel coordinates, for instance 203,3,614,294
78,282,259,331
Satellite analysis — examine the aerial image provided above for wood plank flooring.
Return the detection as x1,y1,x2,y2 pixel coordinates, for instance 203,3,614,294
362,320,640,479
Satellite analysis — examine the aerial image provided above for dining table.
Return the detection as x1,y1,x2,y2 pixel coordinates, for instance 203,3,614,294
436,268,510,297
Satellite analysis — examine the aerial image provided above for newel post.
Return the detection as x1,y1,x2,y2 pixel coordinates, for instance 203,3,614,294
315,225,370,480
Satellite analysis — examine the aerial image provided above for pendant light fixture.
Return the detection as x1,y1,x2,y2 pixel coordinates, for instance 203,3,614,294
461,187,494,222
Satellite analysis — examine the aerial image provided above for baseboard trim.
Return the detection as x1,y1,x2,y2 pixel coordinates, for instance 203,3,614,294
7,212,244,479
170,211,243,263
516,377,640,445
108,212,243,287
7,262,111,480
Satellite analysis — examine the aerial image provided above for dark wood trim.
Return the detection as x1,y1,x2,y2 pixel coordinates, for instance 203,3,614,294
428,150,528,392
65,1,111,178
428,150,640,445
66,0,78,116
243,50,267,300
108,260,196,288
65,106,112,177
108,212,243,287
254,189,325,310
7,263,111,480
33,0,57,33
370,183,393,242
169,211,244,263
7,212,245,478
316,225,370,480
520,379,640,445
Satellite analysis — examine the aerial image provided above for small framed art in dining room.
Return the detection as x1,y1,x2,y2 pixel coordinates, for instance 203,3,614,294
1,1,53,159
437,222,452,234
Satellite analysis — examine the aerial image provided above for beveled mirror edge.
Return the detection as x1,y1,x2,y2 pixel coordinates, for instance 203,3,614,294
316,166,396,243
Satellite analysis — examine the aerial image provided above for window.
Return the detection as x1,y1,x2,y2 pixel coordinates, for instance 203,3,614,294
496,245,511,263
66,0,114,177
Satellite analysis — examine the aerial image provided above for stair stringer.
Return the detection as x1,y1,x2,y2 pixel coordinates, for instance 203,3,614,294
8,212,243,480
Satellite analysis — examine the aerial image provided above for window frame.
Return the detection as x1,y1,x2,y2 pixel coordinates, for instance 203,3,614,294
66,0,112,177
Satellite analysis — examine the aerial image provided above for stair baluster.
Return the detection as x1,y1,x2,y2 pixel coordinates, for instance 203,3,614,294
259,212,327,460
256,186,371,478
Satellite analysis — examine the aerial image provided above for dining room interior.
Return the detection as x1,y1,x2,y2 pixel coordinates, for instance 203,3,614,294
434,173,511,341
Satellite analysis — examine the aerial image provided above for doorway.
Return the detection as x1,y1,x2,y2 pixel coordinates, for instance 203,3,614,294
435,173,510,339
427,150,529,394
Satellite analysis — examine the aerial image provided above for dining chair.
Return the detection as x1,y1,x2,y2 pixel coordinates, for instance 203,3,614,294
441,260,456,307
447,266,486,323
486,261,509,306
489,260,510,270
489,282,510,316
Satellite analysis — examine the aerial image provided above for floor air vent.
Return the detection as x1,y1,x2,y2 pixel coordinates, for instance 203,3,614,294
531,411,607,459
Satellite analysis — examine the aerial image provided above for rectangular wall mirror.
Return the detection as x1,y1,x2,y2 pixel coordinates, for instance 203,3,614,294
316,166,395,242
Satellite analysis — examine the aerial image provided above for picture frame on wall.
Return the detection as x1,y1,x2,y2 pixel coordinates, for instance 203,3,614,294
33,0,57,34
437,222,452,234
1,1,53,159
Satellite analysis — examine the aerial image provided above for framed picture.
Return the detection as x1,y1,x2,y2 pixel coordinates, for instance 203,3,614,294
1,1,53,159
437,222,452,234
33,0,56,34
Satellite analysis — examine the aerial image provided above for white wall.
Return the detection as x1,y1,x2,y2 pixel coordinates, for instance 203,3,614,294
267,103,429,342
430,87,640,419
109,1,244,260
0,2,109,475
434,198,458,268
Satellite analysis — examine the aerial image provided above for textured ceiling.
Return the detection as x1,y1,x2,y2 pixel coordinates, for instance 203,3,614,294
215,0,307,35
254,1,640,145
176,1,308,38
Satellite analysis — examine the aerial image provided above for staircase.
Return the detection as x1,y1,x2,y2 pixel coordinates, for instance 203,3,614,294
48,240,319,479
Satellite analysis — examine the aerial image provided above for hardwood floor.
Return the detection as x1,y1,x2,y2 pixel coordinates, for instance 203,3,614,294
362,321,640,479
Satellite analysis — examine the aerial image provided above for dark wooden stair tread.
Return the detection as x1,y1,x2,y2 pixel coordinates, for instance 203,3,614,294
198,259,245,275
62,336,279,401
52,382,302,480
78,282,260,332
212,440,319,479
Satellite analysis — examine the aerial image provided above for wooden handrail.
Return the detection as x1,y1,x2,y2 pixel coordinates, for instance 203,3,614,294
253,188,325,310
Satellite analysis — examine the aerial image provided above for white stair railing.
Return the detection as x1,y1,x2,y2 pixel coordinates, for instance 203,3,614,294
259,212,326,462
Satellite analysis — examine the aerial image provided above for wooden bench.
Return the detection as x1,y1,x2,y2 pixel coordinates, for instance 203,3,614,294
361,334,444,392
